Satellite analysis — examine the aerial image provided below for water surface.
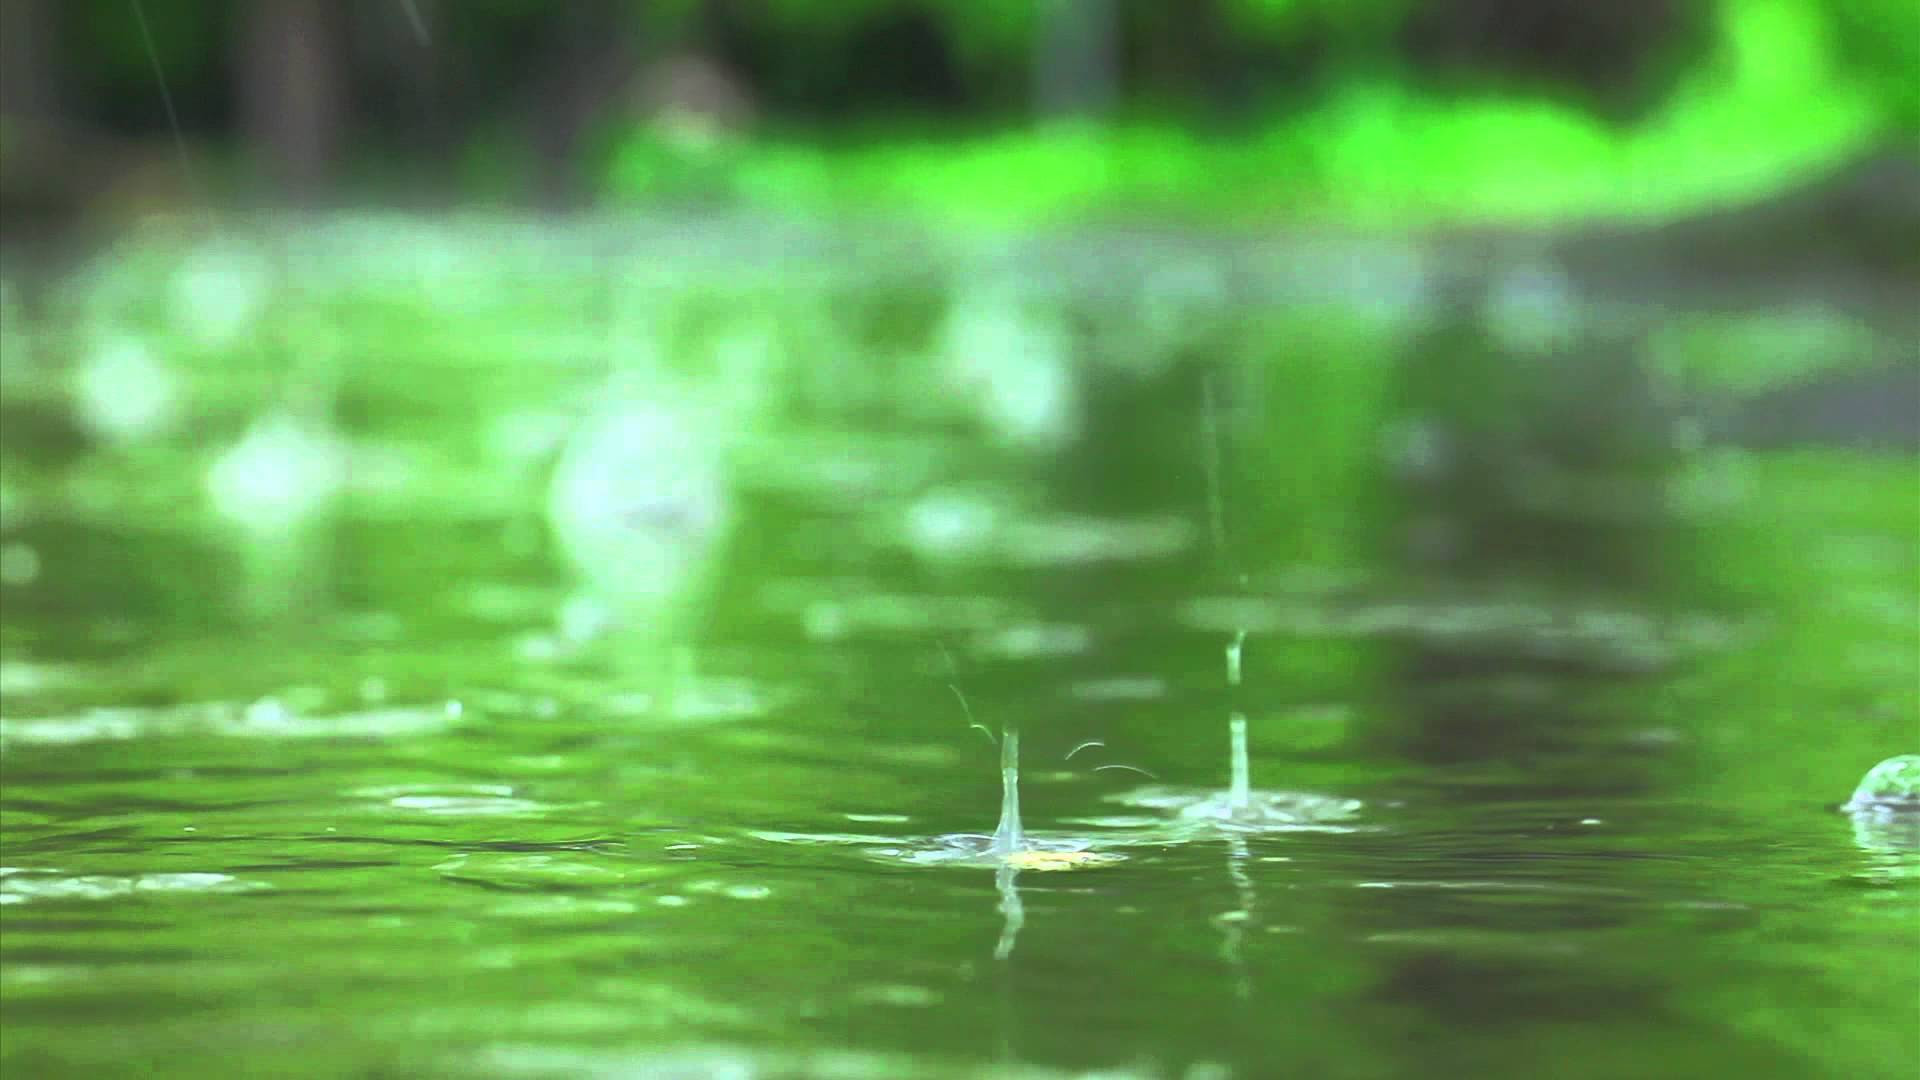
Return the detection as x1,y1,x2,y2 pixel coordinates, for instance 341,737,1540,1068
2,226,1915,1078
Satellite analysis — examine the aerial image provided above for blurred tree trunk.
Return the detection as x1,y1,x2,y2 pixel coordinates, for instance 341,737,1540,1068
238,0,346,201
530,0,642,208
1034,0,1119,120
1127,0,1251,123
0,0,66,135
348,0,448,203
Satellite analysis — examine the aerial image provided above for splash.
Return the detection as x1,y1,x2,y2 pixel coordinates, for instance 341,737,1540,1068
1843,754,1920,859
1109,375,1364,833
1843,754,1920,815
758,666,1124,871
992,720,1024,855
884,715,1121,869
821,710,1123,871
1117,629,1362,831
1226,631,1250,813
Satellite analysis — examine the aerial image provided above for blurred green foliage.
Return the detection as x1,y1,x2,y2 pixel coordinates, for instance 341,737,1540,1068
594,0,1893,226
6,0,1913,227
1823,0,1920,128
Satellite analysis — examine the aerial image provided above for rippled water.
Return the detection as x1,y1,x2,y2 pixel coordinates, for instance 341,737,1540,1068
2,230,1916,1078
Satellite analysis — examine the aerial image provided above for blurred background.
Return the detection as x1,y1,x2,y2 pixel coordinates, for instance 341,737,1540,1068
1,0,1913,665
0,3,1916,1078
1,0,1917,225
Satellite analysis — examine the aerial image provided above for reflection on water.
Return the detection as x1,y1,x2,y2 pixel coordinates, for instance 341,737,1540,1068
1111,786,1365,833
994,862,1024,960
74,334,179,445
0,869,269,905
0,228,1914,1079
545,384,732,623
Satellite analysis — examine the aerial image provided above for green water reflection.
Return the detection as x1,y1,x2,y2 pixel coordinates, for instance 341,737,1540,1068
1,227,1915,1079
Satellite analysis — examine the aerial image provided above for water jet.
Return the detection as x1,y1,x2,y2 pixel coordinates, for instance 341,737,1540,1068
1112,632,1363,831
1110,370,1362,832
862,700,1123,870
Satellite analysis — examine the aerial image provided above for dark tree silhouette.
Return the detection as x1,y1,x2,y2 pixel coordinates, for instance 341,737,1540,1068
237,0,346,200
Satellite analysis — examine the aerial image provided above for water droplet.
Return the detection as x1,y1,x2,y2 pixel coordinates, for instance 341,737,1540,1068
1845,755,1920,814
